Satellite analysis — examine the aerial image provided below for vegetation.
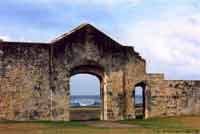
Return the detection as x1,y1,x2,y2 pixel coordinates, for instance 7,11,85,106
0,116,199,134
121,117,187,129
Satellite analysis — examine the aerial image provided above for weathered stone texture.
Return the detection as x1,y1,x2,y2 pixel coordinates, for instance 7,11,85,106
146,74,200,118
0,43,51,120
50,25,145,120
0,24,200,121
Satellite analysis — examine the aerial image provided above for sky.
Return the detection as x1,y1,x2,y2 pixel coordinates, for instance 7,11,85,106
70,74,100,95
1,0,200,95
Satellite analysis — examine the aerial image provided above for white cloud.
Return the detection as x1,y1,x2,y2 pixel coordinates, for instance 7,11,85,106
123,11,200,79
2,0,199,80
0,35,10,41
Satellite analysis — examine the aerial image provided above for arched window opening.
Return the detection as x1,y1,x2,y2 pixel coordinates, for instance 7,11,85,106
70,74,101,120
133,84,145,119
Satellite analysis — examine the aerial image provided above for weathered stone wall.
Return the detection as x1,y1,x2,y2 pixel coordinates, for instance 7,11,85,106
0,42,51,120
0,24,200,121
147,74,200,118
51,25,146,120
111,47,146,120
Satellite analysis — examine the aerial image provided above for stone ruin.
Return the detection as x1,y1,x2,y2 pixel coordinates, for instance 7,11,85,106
0,24,199,121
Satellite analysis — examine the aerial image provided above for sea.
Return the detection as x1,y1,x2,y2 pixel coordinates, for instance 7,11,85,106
70,95,143,107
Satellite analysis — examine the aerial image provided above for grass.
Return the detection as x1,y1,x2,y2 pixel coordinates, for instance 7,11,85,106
0,116,200,134
0,120,86,127
121,117,187,129
121,116,200,134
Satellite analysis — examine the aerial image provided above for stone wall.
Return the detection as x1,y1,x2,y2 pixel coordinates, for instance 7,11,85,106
0,42,51,120
147,74,200,118
50,25,146,120
0,24,200,121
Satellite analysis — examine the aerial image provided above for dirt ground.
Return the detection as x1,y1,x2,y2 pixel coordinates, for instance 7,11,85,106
81,121,141,128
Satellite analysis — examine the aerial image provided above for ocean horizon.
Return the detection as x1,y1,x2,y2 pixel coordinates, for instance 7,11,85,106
70,95,143,107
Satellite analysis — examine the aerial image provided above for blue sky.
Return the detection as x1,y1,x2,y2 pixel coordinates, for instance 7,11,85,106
70,74,100,95
1,0,200,95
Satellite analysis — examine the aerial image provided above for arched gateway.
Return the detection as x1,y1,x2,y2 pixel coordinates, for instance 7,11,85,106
0,24,200,121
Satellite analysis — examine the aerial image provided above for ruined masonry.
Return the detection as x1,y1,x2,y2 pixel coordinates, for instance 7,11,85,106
0,24,199,121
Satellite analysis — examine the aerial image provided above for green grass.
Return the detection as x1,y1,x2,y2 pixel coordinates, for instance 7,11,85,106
120,117,200,134
0,116,200,134
121,117,192,130
0,120,87,127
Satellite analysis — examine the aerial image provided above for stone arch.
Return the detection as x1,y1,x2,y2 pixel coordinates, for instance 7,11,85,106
70,64,104,81
69,64,106,120
1,23,200,121
0,24,149,121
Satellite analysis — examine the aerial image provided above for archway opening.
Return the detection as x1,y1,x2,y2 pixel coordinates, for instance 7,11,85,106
133,83,145,119
70,74,101,121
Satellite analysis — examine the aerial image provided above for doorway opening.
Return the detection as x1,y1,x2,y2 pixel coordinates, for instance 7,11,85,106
70,74,101,121
133,82,145,119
